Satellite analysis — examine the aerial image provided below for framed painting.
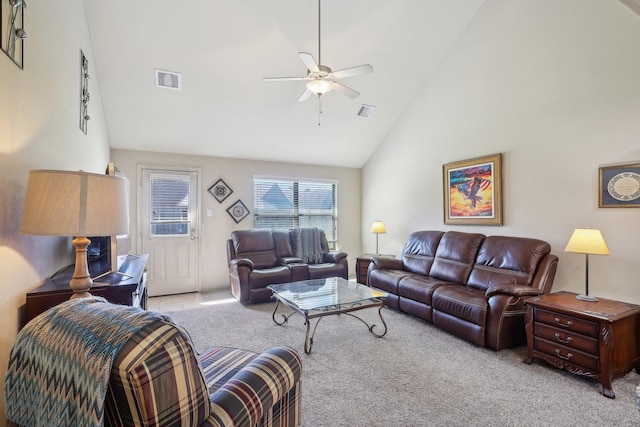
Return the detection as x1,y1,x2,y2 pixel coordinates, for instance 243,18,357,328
443,153,503,226
226,199,250,223
208,178,233,203
1,0,26,69
598,162,640,208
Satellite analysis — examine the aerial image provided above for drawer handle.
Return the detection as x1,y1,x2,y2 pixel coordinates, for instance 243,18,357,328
554,333,573,344
554,317,573,328
555,349,573,360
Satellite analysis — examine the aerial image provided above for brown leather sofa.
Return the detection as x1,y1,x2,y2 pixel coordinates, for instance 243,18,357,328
227,228,348,304
368,230,558,350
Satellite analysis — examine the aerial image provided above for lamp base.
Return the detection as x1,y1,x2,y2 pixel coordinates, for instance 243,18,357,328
70,236,93,299
576,294,598,302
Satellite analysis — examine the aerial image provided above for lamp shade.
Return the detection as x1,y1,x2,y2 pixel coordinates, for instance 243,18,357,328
370,221,386,234
564,228,610,255
306,79,332,95
21,170,129,237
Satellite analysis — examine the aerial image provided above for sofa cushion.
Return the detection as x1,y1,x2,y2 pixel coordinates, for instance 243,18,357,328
249,266,292,288
273,230,295,258
232,230,278,269
397,275,451,306
429,231,485,283
432,285,488,327
400,231,444,275
308,263,347,279
467,236,551,291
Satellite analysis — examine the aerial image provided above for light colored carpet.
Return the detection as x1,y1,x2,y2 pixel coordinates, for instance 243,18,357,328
163,289,640,427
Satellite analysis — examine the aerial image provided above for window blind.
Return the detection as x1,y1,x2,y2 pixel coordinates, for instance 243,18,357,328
150,174,191,236
253,178,337,246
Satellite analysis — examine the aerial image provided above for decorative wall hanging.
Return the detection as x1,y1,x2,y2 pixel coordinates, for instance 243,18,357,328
1,0,26,69
443,153,503,226
80,50,90,134
226,199,250,223
208,178,233,203
598,162,640,208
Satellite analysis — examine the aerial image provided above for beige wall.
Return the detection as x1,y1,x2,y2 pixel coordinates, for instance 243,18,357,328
111,149,362,292
0,1,111,420
362,0,640,304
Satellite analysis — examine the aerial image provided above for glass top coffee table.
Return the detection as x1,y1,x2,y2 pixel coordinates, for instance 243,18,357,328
267,277,388,353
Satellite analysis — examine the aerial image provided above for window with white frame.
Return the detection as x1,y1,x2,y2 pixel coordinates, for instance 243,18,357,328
253,177,338,248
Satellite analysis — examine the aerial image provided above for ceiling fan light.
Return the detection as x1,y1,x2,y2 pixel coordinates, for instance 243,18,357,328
306,79,332,95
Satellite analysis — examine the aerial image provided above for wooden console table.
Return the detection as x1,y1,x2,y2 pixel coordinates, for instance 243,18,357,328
24,254,148,327
524,291,640,398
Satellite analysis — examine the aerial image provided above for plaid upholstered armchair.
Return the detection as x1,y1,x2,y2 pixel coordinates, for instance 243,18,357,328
5,297,302,427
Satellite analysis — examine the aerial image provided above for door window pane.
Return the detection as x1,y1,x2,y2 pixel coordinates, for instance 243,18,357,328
150,174,191,236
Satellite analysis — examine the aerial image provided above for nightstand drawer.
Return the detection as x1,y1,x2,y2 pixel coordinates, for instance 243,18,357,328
534,308,599,337
534,337,600,371
534,322,599,354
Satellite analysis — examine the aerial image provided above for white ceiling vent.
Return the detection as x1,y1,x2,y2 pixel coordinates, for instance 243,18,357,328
356,104,375,118
155,69,182,90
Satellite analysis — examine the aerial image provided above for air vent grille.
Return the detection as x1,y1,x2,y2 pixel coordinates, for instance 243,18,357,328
156,69,182,90
356,104,375,118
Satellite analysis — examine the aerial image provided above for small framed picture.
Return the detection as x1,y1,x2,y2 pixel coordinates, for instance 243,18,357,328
226,199,250,223
598,163,640,208
443,153,503,226
208,178,233,203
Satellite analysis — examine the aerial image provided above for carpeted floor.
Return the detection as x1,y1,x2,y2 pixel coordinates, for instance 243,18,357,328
163,289,640,426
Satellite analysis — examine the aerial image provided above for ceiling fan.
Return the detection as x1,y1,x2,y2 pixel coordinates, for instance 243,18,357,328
263,0,373,104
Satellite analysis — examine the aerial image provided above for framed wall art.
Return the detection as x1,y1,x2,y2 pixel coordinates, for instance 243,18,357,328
443,153,503,226
226,199,250,223
208,178,233,203
1,0,26,69
598,162,640,208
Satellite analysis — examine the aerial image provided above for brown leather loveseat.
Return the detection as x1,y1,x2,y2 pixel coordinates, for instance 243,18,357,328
227,228,348,304
368,230,558,350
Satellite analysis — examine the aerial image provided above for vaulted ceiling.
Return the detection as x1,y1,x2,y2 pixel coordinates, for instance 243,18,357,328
83,0,484,168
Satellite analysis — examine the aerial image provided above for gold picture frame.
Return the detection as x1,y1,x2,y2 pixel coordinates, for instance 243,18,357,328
598,162,640,208
443,153,503,226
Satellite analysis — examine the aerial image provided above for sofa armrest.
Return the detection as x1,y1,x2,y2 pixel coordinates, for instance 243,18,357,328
279,257,304,265
207,347,302,427
371,256,402,270
323,251,347,263
485,283,544,298
229,257,254,270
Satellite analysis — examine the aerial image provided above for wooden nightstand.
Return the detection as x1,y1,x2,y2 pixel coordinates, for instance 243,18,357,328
524,291,640,398
356,253,394,285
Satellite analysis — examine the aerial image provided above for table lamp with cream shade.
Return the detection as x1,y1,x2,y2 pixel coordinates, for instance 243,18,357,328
370,221,386,255
20,170,129,299
564,227,610,302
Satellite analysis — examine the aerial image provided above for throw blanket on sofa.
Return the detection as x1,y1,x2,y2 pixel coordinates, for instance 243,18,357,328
296,227,324,264
5,296,172,427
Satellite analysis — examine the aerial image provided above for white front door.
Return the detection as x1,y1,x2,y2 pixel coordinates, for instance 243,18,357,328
140,168,200,296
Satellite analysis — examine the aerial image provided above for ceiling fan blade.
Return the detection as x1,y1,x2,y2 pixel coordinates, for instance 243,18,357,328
331,82,360,99
298,52,320,73
332,64,373,79
297,89,313,102
263,77,307,82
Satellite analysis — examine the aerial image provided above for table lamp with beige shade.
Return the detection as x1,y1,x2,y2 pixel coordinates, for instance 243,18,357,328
564,227,610,302
370,220,386,255
20,170,129,299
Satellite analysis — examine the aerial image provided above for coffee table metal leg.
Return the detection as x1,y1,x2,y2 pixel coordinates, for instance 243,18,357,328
304,316,323,354
271,299,296,325
343,305,388,338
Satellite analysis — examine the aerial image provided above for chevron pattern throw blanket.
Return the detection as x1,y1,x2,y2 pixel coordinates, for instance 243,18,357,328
296,227,324,264
5,297,172,427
